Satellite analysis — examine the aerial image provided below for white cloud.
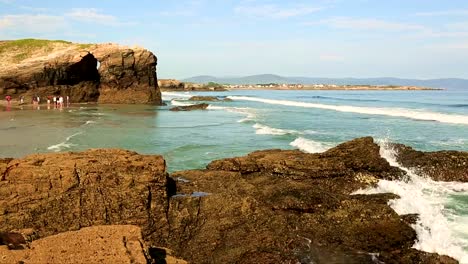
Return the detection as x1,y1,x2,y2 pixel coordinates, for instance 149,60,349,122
235,4,323,18
310,17,426,31
415,10,468,17
0,14,66,32
65,8,124,26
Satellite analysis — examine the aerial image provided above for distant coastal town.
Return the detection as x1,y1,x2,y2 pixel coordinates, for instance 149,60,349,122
158,79,439,91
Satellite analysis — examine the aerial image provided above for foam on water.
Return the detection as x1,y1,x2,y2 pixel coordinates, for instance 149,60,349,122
354,140,468,262
161,92,193,100
228,96,468,125
170,100,194,106
289,137,332,153
253,123,298,135
84,120,96,125
47,132,82,152
207,105,257,123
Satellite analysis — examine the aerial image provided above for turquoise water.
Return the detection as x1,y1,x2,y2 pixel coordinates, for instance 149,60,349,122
1,89,468,261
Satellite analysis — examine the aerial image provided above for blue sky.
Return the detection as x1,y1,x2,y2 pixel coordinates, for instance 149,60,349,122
1,0,468,79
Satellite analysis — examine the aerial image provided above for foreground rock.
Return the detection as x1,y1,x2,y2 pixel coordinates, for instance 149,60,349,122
0,39,161,104
0,137,462,264
0,225,148,264
164,137,458,264
169,103,209,111
0,149,169,239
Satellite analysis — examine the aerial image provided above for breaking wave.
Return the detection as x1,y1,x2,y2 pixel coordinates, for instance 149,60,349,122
289,137,332,153
228,96,468,125
253,123,298,135
354,139,468,262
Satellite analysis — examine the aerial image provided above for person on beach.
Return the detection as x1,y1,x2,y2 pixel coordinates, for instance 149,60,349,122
5,95,11,104
53,96,57,107
66,95,69,106
19,96,24,104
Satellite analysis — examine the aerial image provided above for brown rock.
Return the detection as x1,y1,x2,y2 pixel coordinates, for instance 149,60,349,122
0,225,149,264
0,149,169,239
0,137,462,264
169,103,209,111
392,143,468,182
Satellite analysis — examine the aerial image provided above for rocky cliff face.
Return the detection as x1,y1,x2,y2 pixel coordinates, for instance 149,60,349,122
0,137,464,263
0,39,161,104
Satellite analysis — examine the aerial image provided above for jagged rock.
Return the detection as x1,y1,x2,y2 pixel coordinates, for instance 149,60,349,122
0,40,161,104
392,143,468,182
0,225,150,264
0,149,169,239
169,103,209,111
163,137,458,263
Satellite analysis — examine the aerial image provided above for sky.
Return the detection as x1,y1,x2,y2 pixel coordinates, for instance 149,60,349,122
1,0,468,79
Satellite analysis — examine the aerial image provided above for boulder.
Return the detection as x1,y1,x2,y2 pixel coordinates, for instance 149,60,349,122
169,103,209,111
0,225,149,264
0,149,170,239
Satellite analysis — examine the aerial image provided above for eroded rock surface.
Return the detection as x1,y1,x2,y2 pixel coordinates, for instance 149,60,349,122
0,149,169,239
0,40,161,104
0,225,148,264
164,137,458,263
392,143,468,182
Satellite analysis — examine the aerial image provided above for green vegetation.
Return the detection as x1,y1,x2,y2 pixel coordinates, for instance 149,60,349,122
205,82,222,87
0,39,71,54
78,43,93,49
0,39,92,63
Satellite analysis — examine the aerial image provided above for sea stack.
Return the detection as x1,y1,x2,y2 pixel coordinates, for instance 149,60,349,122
0,39,162,105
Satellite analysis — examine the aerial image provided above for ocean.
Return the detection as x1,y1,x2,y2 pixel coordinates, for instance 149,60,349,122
1,89,467,262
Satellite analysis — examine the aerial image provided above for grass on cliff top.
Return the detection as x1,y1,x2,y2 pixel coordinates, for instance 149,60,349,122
0,39,93,62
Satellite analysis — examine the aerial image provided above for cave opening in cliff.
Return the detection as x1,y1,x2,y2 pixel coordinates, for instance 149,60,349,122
57,53,100,85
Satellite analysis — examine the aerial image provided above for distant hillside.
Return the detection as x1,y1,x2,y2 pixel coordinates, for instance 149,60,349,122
183,74,468,90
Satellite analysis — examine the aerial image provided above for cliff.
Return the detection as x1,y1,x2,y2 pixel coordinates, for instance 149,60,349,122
0,39,162,104
0,138,465,263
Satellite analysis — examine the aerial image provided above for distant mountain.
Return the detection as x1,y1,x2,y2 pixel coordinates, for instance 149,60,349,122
182,75,468,90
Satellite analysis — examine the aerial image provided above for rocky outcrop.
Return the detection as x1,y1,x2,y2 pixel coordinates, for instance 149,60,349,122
0,137,463,263
169,103,209,111
0,225,149,264
392,143,468,182
0,149,169,239
0,40,161,104
164,137,454,263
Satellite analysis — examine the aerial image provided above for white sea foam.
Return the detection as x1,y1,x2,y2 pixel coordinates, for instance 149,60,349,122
289,137,332,153
228,96,468,125
253,123,298,135
354,140,468,262
207,105,257,123
47,132,82,152
84,120,96,125
170,100,194,106
161,92,192,100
